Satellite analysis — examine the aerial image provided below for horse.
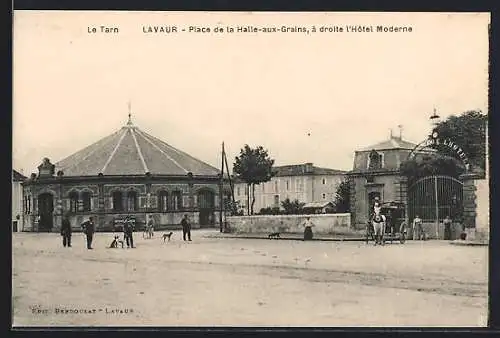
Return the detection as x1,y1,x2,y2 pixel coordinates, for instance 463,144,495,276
371,214,386,245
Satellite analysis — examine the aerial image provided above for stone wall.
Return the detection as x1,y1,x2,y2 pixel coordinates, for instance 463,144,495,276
226,213,351,234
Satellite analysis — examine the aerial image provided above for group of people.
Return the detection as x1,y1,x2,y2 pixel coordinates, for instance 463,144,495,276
60,213,97,249
59,213,193,249
411,214,454,240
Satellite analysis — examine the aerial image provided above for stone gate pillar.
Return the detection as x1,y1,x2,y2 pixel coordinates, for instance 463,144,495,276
348,176,356,228
460,170,489,242
395,176,409,227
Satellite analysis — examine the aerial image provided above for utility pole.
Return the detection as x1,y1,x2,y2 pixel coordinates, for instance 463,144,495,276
219,142,225,233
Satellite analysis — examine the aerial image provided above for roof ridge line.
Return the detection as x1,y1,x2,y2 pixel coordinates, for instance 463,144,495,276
100,128,128,174
130,127,150,174
56,129,122,172
134,128,189,173
139,129,219,171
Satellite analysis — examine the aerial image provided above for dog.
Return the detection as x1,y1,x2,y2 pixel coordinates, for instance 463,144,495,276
162,232,173,243
109,235,124,248
268,232,280,239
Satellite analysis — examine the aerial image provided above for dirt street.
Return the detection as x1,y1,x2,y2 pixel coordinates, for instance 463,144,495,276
12,230,488,327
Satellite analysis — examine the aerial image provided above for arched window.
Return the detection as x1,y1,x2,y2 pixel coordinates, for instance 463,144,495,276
158,191,169,212
171,191,182,211
69,191,79,213
368,150,383,170
82,191,92,212
112,191,123,212
127,191,137,212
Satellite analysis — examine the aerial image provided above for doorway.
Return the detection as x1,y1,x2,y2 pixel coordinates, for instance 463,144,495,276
38,193,54,232
197,189,215,227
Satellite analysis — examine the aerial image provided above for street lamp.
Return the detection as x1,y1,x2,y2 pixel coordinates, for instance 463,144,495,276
429,108,441,138
429,108,442,239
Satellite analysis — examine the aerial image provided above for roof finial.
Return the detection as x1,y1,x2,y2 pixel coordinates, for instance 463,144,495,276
127,100,133,125
397,124,403,139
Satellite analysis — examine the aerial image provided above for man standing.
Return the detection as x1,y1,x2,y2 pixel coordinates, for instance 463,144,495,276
181,214,192,241
412,215,423,240
147,215,155,239
60,213,72,247
81,216,95,250
123,216,135,248
443,215,453,240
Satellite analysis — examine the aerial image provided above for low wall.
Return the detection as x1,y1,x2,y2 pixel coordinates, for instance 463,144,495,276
226,214,351,235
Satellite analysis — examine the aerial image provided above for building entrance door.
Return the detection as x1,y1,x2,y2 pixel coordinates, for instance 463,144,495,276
38,193,54,232
197,190,215,227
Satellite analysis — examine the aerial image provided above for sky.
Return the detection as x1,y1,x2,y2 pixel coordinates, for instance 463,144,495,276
13,11,490,175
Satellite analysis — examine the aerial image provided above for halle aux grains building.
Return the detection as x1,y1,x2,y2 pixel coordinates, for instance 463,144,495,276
21,116,229,232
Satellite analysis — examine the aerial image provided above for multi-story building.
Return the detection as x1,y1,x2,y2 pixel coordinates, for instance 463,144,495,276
347,133,436,227
234,163,346,214
12,169,26,232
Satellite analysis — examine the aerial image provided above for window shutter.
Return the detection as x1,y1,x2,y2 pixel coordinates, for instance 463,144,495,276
183,196,189,208
193,195,198,208
150,195,158,209
140,196,146,209
91,197,98,211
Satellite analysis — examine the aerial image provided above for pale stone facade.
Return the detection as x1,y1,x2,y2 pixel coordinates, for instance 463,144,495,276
12,170,26,232
233,163,346,214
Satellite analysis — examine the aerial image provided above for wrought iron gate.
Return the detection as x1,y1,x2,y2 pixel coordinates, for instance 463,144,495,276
407,175,463,223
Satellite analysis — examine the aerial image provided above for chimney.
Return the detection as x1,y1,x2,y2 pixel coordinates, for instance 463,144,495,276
304,162,314,173
397,124,403,140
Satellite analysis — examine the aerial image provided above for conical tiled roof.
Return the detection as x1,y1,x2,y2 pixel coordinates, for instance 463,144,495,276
54,117,220,177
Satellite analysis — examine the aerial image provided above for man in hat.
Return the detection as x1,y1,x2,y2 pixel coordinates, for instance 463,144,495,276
181,214,192,241
60,212,72,247
81,216,96,249
123,216,135,248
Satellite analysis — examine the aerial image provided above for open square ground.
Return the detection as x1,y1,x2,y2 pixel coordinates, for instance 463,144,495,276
12,230,488,327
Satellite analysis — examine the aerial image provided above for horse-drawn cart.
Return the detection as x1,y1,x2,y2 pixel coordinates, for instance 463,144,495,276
365,202,407,245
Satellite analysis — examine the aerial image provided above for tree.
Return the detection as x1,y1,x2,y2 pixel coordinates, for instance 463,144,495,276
400,110,486,182
233,145,275,215
259,207,280,215
433,110,487,171
400,154,466,185
333,179,350,213
281,198,305,215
